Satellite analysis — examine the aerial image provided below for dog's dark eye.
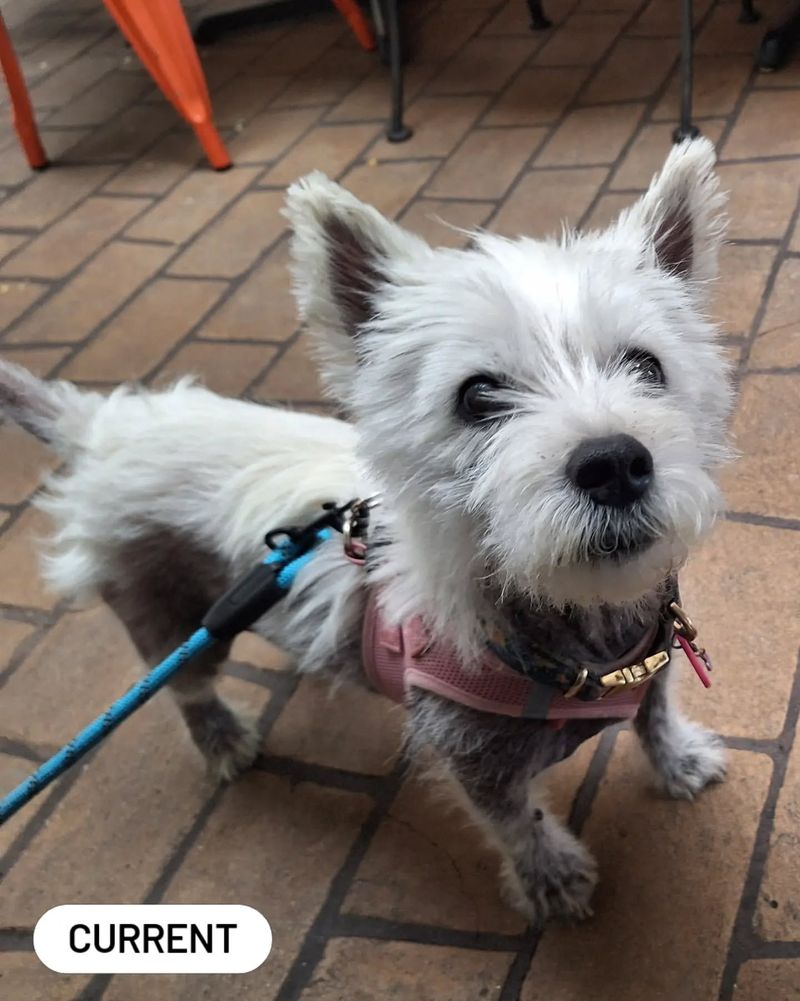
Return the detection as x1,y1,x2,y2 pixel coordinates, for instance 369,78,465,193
621,348,665,388
456,376,508,422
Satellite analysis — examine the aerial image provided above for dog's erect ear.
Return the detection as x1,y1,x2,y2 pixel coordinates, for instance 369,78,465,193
284,172,430,398
623,137,726,289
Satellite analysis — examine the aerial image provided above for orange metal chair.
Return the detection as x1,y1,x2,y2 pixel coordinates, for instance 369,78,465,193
102,0,231,170
0,12,48,169
331,0,376,51
1,0,375,173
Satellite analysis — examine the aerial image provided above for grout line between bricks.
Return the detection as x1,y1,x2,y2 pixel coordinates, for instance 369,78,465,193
718,649,800,999
273,761,407,1001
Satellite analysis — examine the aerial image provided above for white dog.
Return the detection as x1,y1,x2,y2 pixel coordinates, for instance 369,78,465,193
0,137,732,924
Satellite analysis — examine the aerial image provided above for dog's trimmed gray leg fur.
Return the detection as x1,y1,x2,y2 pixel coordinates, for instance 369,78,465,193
408,693,606,924
102,532,259,781
634,665,726,799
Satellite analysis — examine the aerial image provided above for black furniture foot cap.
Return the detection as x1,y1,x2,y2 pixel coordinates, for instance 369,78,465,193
672,124,701,143
386,124,413,142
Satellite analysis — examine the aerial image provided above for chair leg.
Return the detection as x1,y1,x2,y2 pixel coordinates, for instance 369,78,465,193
0,14,47,169
101,0,231,170
673,0,700,143
330,0,376,51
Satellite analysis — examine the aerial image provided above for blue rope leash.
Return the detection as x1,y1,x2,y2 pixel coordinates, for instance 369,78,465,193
0,526,335,826
0,627,215,825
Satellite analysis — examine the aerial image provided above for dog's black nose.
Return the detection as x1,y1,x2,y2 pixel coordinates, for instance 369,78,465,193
566,433,653,508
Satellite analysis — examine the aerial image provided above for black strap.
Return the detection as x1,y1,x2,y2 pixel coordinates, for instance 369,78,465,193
488,578,679,701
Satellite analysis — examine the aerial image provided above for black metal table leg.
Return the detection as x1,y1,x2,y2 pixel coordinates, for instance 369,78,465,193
526,0,553,31
738,0,761,24
757,8,800,71
381,0,411,142
673,0,700,143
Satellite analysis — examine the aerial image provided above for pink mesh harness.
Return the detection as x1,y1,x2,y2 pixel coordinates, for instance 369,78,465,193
362,593,657,722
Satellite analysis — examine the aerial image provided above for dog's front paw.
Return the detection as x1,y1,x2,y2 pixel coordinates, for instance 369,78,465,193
503,829,598,925
655,722,727,800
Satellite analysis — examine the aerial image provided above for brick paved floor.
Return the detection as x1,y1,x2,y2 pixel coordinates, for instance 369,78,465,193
0,0,799,998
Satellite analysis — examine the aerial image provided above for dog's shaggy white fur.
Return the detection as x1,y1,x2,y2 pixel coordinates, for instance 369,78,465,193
0,138,732,924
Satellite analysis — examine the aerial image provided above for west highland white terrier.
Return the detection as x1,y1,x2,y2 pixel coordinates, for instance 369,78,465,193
0,137,732,924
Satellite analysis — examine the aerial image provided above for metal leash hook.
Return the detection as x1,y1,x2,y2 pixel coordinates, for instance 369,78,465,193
342,495,381,565
670,601,713,688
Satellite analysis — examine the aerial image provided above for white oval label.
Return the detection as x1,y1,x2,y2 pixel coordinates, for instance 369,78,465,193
34,905,271,974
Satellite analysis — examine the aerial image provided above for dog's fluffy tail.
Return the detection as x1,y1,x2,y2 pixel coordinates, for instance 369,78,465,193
0,360,101,456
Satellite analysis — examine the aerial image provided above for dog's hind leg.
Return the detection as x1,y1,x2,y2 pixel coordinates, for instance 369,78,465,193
634,665,726,799
102,531,259,781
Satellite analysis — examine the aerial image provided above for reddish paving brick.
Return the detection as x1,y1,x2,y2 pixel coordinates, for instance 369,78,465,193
428,37,536,95
104,775,372,1000
168,191,286,279
0,232,26,262
299,939,513,1001
399,198,494,248
492,166,608,238
750,257,800,369
199,238,298,343
583,36,676,103
101,133,201,197
156,341,278,396
5,240,172,345
43,69,151,128
228,107,322,164
0,953,89,1001
537,103,645,167
0,606,143,748
210,73,290,129
262,123,381,185
252,334,323,403
125,167,261,246
0,676,269,927
61,277,227,382
521,738,770,1001
726,377,800,521
678,521,800,740
265,677,404,775
0,279,46,332
757,729,800,939
230,632,292,673
0,164,118,230
1,195,148,280
340,160,437,219
0,128,91,188
0,345,71,376
0,751,41,856
344,774,525,933
0,507,56,610
427,127,547,200
484,66,590,127
0,618,36,672
735,960,800,999
0,422,55,504
270,47,374,109
533,12,628,65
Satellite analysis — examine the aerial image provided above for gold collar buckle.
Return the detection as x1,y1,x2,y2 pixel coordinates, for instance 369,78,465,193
598,650,670,696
